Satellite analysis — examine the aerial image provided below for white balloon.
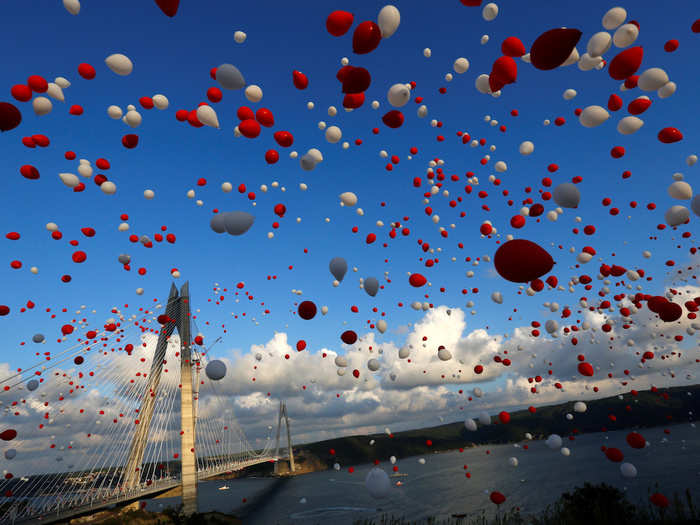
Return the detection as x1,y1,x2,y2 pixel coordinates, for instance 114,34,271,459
437,347,452,361
77,164,93,178
664,205,689,226
668,181,692,200
519,141,534,155
245,85,263,103
63,0,80,15
59,173,80,188
418,458,426,465
54,76,71,89
196,105,220,128
587,32,612,57
144,189,155,200
105,54,133,76
377,5,400,38
107,105,123,119
494,161,507,173
335,356,348,367
205,360,227,381
222,182,233,193
562,47,580,66
417,105,428,118
368,359,380,372
617,116,644,135
482,2,498,21
234,31,247,43
481,35,490,45
321,305,329,315
473,387,483,398
377,319,387,334
613,23,639,48
620,462,637,478
491,291,503,304
475,74,491,94
546,434,562,449
398,346,410,359
333,463,341,471
657,81,677,99
687,155,698,167
387,83,411,107
638,68,669,91
573,401,587,413
453,57,470,74
423,48,431,58
339,192,358,206
579,105,609,128
578,53,602,71
46,83,65,102
464,419,477,431
100,181,117,195
125,110,142,128
389,456,396,464
152,94,169,110
561,447,571,457
545,319,559,334
33,97,52,116
325,126,342,143
602,7,626,30
478,412,491,425
508,457,519,467
563,89,577,100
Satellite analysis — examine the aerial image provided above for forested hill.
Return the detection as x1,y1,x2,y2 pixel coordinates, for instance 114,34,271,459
296,384,699,467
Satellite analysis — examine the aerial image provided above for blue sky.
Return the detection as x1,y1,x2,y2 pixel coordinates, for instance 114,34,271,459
0,0,698,392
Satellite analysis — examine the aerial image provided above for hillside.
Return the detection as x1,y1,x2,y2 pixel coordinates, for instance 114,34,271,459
293,384,699,468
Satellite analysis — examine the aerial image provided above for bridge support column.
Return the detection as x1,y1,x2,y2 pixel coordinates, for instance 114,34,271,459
179,282,198,516
273,401,294,475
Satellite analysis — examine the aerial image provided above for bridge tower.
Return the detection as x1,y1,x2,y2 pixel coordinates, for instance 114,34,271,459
122,282,198,515
273,400,295,475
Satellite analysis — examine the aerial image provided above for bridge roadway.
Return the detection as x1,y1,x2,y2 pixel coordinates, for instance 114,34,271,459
10,455,282,525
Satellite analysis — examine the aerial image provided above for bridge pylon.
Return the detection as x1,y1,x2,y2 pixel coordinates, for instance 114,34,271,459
273,400,295,475
122,282,198,516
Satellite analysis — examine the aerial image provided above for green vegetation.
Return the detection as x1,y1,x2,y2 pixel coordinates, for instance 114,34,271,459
353,483,698,525
299,385,699,467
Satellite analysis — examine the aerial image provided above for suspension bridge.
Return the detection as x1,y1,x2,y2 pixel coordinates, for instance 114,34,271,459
0,282,295,524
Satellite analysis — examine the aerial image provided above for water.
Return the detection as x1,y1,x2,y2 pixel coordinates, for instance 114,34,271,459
145,424,699,524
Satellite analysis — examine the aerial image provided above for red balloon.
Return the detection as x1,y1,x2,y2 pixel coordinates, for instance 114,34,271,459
206,87,223,103
343,92,365,109
659,302,682,322
74,356,84,365
0,429,17,441
498,411,510,424
32,134,49,147
409,273,427,287
255,108,275,127
72,251,87,263
326,10,354,37
529,28,582,70
239,119,261,138
77,63,96,80
265,149,279,164
494,239,554,283
95,158,110,170
352,21,382,54
175,109,188,121
607,93,623,111
492,56,517,84
577,362,594,377
296,340,306,351
274,203,286,217
341,330,358,344
488,74,506,93
382,110,404,128
139,96,154,109
664,39,679,52
292,70,309,90
610,146,625,158
187,109,204,128
61,324,74,336
273,130,294,147
342,67,371,94
10,84,32,102
608,47,643,80
658,127,683,143
0,102,22,132
627,97,651,115
647,295,668,313
604,447,624,463
69,105,84,116
336,65,353,83
122,134,139,149
298,301,317,320
157,314,171,324
80,227,95,237
237,106,255,121
194,335,204,345
19,165,39,180
27,75,48,93
460,0,482,5
490,491,506,505
501,37,526,57
693,19,700,33
154,0,180,17
626,432,646,449
650,493,669,508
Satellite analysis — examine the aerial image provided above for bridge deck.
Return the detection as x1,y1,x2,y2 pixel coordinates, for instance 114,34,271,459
8,456,282,525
